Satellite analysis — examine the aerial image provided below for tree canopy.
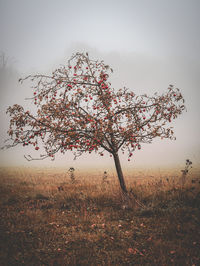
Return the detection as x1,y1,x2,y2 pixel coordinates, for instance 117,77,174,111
5,52,185,160
4,52,186,192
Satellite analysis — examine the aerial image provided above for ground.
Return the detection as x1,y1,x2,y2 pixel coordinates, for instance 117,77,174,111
0,167,200,266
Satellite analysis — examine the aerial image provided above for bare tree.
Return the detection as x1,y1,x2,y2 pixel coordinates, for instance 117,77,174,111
0,52,9,69
0,51,18,88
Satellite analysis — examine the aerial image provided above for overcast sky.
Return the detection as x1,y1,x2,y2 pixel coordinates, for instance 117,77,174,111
0,0,200,172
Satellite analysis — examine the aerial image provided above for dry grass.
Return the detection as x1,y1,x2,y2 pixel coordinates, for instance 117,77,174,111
0,167,200,266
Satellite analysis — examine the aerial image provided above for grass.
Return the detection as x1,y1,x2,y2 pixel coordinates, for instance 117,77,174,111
0,167,200,266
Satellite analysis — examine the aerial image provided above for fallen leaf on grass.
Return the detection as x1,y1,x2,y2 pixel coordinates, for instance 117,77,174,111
91,224,96,228
128,248,144,256
140,223,146,227
128,248,136,254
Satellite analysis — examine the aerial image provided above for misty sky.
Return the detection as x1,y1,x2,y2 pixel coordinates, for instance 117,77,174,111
0,0,200,171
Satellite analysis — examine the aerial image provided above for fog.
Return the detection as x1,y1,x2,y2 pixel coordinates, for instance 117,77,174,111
0,0,200,171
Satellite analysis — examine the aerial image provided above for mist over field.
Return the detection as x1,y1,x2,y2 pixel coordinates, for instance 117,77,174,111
0,0,200,169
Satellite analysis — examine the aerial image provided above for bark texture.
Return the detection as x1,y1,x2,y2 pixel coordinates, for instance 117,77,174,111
113,152,127,193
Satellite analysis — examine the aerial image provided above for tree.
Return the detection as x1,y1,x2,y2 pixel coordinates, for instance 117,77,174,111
3,52,186,193
0,51,18,91
0,51,17,75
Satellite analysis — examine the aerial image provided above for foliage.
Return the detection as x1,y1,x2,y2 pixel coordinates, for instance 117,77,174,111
4,52,185,162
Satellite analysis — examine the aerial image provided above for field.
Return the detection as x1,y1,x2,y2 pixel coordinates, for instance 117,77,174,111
0,167,200,266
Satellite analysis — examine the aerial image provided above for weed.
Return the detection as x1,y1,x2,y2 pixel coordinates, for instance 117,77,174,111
68,167,76,184
180,159,192,186
102,171,109,184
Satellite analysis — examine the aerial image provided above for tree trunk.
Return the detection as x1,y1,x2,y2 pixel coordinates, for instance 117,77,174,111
113,152,127,193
